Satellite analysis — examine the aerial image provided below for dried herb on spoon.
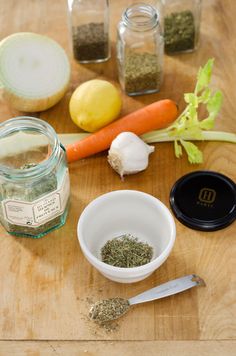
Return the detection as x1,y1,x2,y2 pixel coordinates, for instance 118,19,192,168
89,298,130,323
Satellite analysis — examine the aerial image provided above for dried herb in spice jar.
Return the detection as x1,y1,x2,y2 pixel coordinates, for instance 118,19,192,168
124,52,162,95
117,4,163,96
101,234,153,268
0,117,70,239
72,22,109,62
164,11,195,53
0,163,63,237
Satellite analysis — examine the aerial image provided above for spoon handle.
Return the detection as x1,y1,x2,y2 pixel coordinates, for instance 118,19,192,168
128,274,205,306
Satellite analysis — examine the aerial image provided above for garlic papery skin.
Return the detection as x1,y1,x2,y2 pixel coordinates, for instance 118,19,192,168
107,132,155,178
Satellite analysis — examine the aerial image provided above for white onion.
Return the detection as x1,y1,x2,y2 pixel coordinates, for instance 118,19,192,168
0,32,70,112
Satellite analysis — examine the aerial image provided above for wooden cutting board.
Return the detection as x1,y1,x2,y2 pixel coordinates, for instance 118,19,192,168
0,0,235,353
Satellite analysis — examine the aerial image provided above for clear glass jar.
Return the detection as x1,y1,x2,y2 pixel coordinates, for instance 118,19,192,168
126,1,164,34
0,117,70,238
116,3,164,96
164,0,202,54
68,0,110,63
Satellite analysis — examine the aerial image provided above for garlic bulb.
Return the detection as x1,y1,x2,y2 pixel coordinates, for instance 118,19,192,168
108,132,155,178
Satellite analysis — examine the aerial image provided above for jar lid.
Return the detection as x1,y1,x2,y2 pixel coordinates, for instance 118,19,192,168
169,170,236,231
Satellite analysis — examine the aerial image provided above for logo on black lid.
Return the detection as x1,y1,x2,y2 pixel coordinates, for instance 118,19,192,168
198,188,216,204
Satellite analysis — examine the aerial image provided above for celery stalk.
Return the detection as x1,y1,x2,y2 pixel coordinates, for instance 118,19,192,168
142,131,236,144
140,59,235,164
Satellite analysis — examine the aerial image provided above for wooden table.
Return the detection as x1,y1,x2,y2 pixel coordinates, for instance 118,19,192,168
0,0,235,355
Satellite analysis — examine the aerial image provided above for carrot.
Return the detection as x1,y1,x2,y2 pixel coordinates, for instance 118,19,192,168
66,99,178,162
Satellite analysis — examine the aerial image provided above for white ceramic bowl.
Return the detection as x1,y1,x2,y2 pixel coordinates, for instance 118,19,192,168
77,190,176,283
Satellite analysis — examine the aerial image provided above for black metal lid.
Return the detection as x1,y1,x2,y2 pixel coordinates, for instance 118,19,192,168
169,170,236,231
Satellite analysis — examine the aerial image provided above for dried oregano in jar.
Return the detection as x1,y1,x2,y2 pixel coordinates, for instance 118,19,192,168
68,0,110,63
117,4,163,96
72,23,109,62
164,11,195,53
0,117,70,238
124,52,162,95
164,0,202,53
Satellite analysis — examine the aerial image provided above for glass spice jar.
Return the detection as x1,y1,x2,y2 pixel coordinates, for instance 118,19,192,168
68,0,110,63
164,0,202,54
126,0,165,34
0,117,70,238
116,3,164,96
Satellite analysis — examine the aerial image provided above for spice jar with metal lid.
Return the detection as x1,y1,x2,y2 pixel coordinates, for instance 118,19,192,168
0,117,70,238
164,0,202,54
116,3,164,96
68,0,110,63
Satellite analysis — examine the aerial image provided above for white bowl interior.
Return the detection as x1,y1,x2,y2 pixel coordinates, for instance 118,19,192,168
79,191,174,264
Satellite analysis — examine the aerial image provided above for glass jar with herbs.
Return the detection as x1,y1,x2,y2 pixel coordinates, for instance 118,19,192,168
68,0,110,63
116,3,164,96
0,117,70,238
164,0,202,54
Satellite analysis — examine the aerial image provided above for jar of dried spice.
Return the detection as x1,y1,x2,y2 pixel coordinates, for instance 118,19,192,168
0,117,70,238
164,0,202,54
116,3,164,96
68,0,110,63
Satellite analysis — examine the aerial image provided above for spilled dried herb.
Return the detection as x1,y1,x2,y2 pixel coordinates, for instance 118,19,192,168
101,234,153,268
124,52,162,95
72,22,109,62
164,10,195,53
89,298,130,323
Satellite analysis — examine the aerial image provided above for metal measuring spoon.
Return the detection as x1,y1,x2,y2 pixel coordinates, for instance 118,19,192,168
89,274,206,323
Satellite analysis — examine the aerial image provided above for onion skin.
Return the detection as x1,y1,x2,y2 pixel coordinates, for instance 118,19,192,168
2,82,69,112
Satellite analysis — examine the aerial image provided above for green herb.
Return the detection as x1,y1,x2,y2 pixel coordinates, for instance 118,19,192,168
89,298,130,323
72,23,108,62
141,59,235,164
164,11,195,53
101,234,153,268
124,52,162,95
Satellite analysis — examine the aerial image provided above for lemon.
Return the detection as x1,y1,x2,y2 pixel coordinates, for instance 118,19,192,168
69,79,122,132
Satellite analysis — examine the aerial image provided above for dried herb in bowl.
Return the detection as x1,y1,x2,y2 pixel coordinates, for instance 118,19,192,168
101,234,153,268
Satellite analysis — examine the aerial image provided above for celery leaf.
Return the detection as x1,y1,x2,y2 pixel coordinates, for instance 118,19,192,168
207,90,223,118
180,140,203,164
195,58,214,94
174,140,182,158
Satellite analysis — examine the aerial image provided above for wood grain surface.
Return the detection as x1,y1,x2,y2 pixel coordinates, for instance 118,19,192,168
0,0,235,354
0,340,236,356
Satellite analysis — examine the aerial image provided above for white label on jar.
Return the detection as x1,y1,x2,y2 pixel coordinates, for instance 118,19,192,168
2,169,70,227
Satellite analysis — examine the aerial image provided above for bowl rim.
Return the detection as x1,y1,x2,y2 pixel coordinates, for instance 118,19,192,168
77,190,176,277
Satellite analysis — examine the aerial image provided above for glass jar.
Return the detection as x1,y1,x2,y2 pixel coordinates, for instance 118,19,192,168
126,1,164,34
164,0,202,54
68,0,110,63
0,117,70,238
116,3,164,96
